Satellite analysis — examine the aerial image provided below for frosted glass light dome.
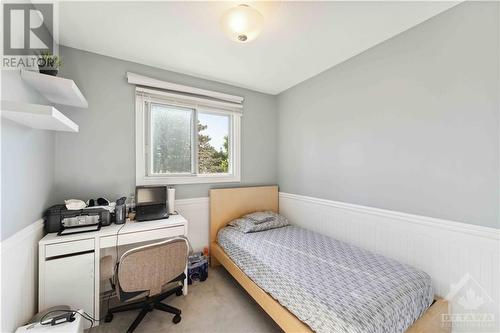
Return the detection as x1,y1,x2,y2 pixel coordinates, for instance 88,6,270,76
220,4,264,43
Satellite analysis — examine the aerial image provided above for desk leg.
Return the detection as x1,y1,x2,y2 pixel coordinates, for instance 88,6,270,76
94,237,100,326
38,243,46,312
183,222,188,295
183,265,188,295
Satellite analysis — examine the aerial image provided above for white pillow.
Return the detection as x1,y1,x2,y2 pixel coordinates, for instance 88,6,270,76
243,211,276,224
229,213,289,233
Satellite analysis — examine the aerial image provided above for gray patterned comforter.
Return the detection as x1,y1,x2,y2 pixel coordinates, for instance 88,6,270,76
217,225,433,333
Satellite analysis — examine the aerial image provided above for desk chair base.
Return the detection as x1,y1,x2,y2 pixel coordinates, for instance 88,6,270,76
105,285,184,333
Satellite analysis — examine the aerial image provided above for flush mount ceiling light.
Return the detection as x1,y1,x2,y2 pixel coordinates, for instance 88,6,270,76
220,4,264,43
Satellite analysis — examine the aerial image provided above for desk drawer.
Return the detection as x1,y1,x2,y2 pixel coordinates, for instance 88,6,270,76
45,238,95,258
100,225,185,249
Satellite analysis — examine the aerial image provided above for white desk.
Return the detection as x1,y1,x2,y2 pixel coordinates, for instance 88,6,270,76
38,215,188,326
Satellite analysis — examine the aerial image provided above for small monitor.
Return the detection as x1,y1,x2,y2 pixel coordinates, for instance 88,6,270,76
135,186,167,206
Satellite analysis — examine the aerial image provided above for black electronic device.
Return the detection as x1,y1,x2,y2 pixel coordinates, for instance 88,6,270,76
135,186,169,222
44,205,110,234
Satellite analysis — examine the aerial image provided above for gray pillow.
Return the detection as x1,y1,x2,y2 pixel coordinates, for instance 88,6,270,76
228,214,289,233
243,211,276,224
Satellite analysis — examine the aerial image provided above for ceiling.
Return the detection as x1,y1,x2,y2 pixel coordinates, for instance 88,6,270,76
58,1,458,95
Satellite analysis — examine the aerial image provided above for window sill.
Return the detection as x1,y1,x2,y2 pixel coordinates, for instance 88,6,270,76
137,174,241,185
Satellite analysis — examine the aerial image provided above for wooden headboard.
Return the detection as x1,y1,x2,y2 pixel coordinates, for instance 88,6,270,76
209,186,279,245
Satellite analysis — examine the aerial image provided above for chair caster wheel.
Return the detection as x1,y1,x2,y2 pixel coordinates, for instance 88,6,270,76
105,312,113,322
176,289,183,296
172,314,181,324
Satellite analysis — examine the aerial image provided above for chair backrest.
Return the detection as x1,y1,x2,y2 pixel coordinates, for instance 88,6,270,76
117,237,188,297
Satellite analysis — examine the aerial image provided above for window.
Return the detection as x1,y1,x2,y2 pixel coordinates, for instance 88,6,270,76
136,88,241,185
150,103,194,175
197,112,230,174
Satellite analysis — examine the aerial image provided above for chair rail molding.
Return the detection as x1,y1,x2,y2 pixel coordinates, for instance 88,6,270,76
280,192,499,240
279,192,500,326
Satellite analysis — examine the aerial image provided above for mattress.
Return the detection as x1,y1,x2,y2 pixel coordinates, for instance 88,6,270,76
217,225,433,333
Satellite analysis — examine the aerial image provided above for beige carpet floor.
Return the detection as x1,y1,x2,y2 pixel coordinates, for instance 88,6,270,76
91,267,282,333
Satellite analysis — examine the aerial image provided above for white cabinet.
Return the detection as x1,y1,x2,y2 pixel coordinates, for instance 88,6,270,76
42,252,95,318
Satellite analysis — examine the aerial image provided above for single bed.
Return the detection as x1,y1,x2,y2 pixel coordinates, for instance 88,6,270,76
210,186,450,333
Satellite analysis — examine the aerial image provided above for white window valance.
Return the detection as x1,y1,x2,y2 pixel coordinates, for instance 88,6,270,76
127,72,244,113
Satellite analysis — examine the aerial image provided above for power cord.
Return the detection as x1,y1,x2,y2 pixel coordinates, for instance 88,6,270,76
105,222,127,317
114,222,126,271
39,309,97,329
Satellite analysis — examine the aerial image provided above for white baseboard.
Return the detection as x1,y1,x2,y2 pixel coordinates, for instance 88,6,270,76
0,219,45,333
279,192,500,330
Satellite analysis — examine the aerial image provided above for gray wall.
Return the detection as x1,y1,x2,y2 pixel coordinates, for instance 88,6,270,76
54,46,278,202
3,2,497,237
278,2,499,228
1,70,56,240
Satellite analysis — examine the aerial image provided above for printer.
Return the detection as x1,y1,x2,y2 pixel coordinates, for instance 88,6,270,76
44,204,111,235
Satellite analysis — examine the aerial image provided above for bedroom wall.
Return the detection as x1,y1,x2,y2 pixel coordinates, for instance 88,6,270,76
277,1,499,229
53,46,278,202
1,70,56,240
1,70,55,332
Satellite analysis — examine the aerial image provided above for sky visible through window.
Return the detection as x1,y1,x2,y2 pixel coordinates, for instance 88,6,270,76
198,113,228,151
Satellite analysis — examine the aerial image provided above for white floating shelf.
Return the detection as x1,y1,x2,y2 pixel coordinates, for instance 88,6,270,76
21,69,88,108
1,101,79,132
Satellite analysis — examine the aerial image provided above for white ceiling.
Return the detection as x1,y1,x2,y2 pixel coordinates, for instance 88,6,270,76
58,1,458,95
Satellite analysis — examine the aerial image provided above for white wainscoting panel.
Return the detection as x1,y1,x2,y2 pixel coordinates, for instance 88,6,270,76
279,192,500,329
0,219,44,332
175,197,209,252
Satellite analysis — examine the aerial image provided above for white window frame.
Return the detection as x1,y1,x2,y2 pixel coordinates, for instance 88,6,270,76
135,88,241,185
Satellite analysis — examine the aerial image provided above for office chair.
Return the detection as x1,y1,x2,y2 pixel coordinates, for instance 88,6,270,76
100,237,188,333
